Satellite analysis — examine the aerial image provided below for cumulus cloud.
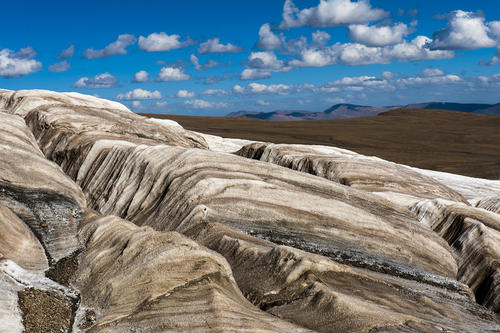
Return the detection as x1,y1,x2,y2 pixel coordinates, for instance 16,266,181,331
133,70,150,82
14,46,37,59
73,72,117,88
255,25,332,55
381,71,397,79
133,67,190,82
0,47,42,78
184,99,228,109
489,21,500,38
138,32,194,52
158,66,190,81
255,23,284,50
190,54,228,70
83,34,135,59
419,68,445,77
325,75,387,87
231,83,316,95
240,68,272,80
197,38,244,54
311,30,332,47
176,90,195,98
257,100,270,106
278,0,389,29
348,22,412,46
202,74,231,85
289,35,453,68
485,56,500,66
396,74,461,86
116,88,162,100
241,51,291,80
429,11,496,50
57,45,74,59
201,89,230,96
48,60,71,73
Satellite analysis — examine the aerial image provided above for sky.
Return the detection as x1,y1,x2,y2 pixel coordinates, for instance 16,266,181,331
1,0,500,116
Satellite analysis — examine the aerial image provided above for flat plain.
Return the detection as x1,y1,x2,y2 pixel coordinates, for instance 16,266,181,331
141,108,500,179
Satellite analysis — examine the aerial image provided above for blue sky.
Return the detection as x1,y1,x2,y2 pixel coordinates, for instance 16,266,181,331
1,0,500,115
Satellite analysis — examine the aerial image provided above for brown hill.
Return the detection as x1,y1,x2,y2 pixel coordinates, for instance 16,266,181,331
141,108,500,179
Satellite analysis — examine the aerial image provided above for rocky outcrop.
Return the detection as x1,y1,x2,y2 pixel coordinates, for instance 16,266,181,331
74,214,310,332
236,142,466,204
476,196,500,214
411,199,500,312
0,89,208,155
0,89,499,332
40,136,500,330
0,112,85,262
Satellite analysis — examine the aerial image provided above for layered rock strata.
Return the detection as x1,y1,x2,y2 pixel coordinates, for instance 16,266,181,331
236,142,466,204
74,214,311,332
412,199,500,312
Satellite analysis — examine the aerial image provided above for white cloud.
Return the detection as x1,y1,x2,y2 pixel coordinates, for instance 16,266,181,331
257,100,270,106
138,32,194,52
158,67,190,81
289,36,453,68
116,88,162,100
0,48,42,78
419,68,445,77
240,68,272,80
429,11,496,50
14,46,37,59
202,74,230,85
133,67,190,82
255,23,284,50
232,82,316,95
73,72,117,89
48,60,70,73
348,22,411,46
185,99,228,109
156,101,168,107
311,30,331,47
83,34,135,59
486,56,500,66
489,21,500,38
279,0,389,29
197,38,244,54
176,90,195,98
57,45,74,59
255,25,331,55
241,51,291,80
396,74,461,86
133,70,150,82
132,101,142,108
325,75,386,86
190,54,227,70
201,89,230,96
381,71,397,79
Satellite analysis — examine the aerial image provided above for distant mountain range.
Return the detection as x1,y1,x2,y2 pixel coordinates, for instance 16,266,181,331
226,102,500,121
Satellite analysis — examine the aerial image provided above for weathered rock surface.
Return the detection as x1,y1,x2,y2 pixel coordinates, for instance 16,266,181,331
0,203,47,272
476,196,500,214
412,199,500,312
74,214,310,332
0,89,499,332
236,142,467,204
410,167,500,201
0,112,85,262
0,89,208,154
45,137,500,330
60,141,458,280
